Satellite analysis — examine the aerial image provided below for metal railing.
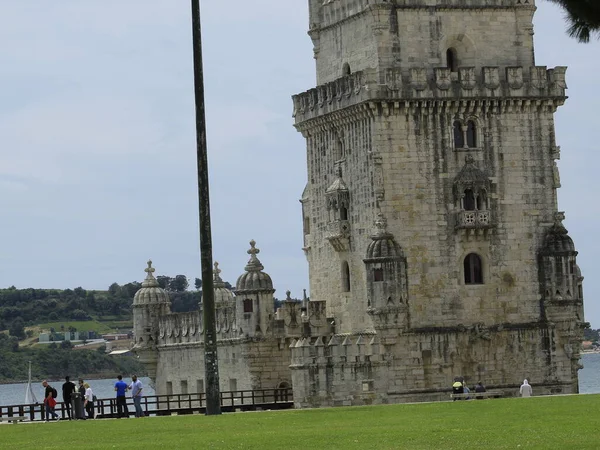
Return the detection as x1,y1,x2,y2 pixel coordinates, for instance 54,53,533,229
0,388,294,421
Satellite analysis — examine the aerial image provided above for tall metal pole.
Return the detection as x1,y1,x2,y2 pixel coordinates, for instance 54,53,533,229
190,0,221,415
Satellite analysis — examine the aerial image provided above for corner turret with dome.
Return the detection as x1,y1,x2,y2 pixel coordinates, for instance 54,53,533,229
235,240,275,337
132,260,171,381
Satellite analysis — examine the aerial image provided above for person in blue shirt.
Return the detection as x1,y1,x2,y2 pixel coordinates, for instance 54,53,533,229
114,375,130,418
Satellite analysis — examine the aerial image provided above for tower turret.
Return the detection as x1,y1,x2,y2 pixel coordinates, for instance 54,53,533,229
364,213,409,331
132,260,171,381
234,240,275,337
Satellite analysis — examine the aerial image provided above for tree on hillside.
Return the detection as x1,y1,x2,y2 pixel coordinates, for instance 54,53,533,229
9,318,25,339
122,282,142,299
170,275,189,292
108,282,121,296
194,278,202,290
548,0,600,42
157,276,172,290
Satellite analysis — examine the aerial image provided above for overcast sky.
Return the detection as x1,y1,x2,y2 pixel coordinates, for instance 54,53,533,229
1,1,598,326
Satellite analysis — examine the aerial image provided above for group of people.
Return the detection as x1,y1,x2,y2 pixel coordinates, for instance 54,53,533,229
41,374,144,421
451,377,534,400
452,379,487,400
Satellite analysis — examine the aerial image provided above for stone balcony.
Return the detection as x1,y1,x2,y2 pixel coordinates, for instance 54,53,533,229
326,220,351,252
456,210,495,230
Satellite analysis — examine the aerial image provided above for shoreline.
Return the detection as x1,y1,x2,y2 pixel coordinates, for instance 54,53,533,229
0,372,147,385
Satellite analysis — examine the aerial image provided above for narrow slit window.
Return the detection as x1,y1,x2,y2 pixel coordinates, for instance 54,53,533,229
342,261,351,292
466,120,477,147
446,48,458,72
243,298,253,313
373,268,384,282
340,206,348,221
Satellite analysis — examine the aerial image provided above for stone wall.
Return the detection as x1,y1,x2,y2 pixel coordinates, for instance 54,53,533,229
291,324,577,408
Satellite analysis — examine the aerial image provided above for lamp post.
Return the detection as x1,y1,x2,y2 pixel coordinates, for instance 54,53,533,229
190,0,221,416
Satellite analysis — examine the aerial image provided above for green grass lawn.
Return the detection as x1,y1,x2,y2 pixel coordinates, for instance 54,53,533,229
32,320,115,335
2,395,599,449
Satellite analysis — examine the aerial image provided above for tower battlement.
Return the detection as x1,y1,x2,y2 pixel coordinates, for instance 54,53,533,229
311,0,534,30
157,311,202,346
290,332,381,366
293,65,567,125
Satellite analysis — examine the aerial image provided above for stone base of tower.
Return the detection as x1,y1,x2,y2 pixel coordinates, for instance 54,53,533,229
290,324,581,408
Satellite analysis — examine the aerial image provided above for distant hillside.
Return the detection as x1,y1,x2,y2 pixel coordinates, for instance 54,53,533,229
0,276,207,383
0,275,205,340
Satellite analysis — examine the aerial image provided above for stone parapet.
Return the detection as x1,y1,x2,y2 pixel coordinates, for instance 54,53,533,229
293,66,566,126
158,311,202,346
313,0,533,31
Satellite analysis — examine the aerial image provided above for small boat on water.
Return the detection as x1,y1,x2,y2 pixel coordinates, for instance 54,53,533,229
24,361,37,404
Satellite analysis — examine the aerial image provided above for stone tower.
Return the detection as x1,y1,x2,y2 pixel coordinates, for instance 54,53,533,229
292,0,585,399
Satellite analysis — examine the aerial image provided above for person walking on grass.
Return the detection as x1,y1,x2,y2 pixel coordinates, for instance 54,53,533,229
128,375,144,418
83,383,95,419
42,381,59,422
520,379,533,397
41,380,59,421
115,374,130,418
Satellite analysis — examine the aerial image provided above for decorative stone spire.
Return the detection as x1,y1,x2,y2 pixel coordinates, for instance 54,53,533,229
244,240,265,272
372,212,392,239
365,213,403,261
235,240,274,292
213,261,225,288
142,260,159,288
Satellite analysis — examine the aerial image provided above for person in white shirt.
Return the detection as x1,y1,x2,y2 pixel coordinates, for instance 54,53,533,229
520,379,533,398
83,383,95,419
128,375,144,418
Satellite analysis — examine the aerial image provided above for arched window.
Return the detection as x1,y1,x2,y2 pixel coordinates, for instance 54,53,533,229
453,121,464,148
341,261,351,292
466,120,477,147
342,63,351,76
243,299,253,313
464,253,483,284
446,48,458,72
463,189,476,211
476,190,487,211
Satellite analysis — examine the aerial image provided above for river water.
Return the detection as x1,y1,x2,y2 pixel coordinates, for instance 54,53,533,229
1,353,598,407
0,377,155,407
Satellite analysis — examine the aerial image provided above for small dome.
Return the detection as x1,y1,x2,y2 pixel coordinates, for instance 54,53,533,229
542,219,576,255
213,262,234,305
133,260,171,305
364,214,404,261
235,240,274,292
